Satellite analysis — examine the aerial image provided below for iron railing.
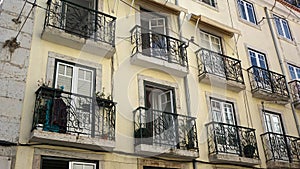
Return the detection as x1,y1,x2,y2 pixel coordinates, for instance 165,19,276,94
133,107,198,151
196,48,244,84
261,132,300,163
32,86,116,141
130,25,188,67
44,0,116,46
247,66,289,97
289,80,300,103
206,122,259,159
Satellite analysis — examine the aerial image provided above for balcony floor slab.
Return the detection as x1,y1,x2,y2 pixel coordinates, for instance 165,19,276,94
209,154,261,166
135,144,199,160
30,129,115,151
199,73,245,92
42,27,115,58
130,53,188,77
251,89,289,103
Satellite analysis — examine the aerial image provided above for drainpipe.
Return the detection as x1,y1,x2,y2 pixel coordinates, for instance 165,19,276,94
264,7,300,136
175,0,191,116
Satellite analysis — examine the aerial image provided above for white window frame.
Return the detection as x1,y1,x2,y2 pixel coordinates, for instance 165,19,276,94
288,64,300,80
237,0,257,24
55,61,95,97
273,15,292,40
248,49,267,69
210,98,236,125
201,0,217,7
263,111,283,134
69,161,97,169
200,31,222,54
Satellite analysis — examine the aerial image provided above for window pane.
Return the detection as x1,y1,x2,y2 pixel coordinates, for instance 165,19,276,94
275,17,284,36
282,20,291,39
289,65,297,80
246,3,256,23
296,68,300,79
238,1,247,20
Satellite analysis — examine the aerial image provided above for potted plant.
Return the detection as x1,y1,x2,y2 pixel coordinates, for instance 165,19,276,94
134,127,152,145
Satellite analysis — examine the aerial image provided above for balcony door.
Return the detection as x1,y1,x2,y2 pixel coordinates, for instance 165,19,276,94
64,0,96,37
54,61,95,135
199,31,225,77
141,9,168,60
248,49,271,90
263,111,288,160
211,99,239,153
144,82,177,147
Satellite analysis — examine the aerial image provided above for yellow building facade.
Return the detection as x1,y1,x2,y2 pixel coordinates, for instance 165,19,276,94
2,0,300,169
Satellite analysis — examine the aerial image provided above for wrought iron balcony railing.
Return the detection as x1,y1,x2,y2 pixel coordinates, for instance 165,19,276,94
32,86,116,141
130,25,188,66
247,66,289,97
133,107,198,151
44,0,116,46
261,132,300,163
196,48,244,84
289,80,300,103
206,122,259,159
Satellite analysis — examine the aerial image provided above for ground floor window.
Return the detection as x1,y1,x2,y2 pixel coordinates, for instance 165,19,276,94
42,156,97,169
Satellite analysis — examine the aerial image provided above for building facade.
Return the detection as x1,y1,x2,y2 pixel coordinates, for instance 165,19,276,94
1,0,300,169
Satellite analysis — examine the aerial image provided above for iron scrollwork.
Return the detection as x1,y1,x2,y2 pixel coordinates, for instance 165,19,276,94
130,25,188,67
196,48,244,84
32,86,116,141
44,0,116,45
206,122,259,159
133,107,198,152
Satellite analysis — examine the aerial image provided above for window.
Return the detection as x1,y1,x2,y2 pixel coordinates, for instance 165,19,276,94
201,0,217,7
144,82,177,146
42,157,97,169
263,111,283,134
237,0,257,24
140,8,168,58
210,98,236,125
248,49,267,69
274,15,292,40
55,61,95,97
200,31,222,54
288,64,300,80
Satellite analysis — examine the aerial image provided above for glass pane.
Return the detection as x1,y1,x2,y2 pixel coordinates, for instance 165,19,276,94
282,21,291,39
66,66,73,76
289,65,297,80
58,64,65,74
265,114,272,132
246,3,256,23
258,54,267,69
57,75,72,92
78,69,85,79
77,80,92,96
238,1,247,20
86,71,92,81
249,51,257,66
73,164,83,169
296,68,300,79
275,17,284,36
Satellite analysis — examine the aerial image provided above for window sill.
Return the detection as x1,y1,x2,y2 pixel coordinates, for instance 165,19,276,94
238,17,261,30
192,0,219,11
277,35,296,46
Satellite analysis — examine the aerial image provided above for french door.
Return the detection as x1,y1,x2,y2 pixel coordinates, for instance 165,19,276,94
248,49,271,90
145,83,177,147
211,99,238,153
55,61,95,135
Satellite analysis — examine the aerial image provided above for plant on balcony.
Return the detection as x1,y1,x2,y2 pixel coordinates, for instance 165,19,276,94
242,130,256,158
134,127,152,145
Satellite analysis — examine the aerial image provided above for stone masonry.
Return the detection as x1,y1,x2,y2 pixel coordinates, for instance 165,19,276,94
0,0,34,167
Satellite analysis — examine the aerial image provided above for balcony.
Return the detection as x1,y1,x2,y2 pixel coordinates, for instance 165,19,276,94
289,80,300,109
30,86,116,151
261,132,300,168
206,122,260,166
133,107,199,159
130,25,189,77
247,66,289,102
196,48,245,92
41,0,116,57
